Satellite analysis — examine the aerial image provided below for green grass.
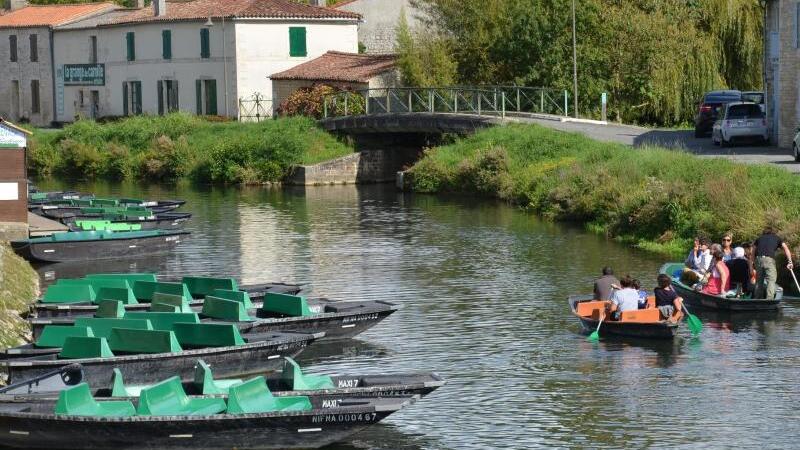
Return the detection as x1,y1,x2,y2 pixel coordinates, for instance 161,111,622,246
408,123,800,256
0,243,37,347
29,114,353,184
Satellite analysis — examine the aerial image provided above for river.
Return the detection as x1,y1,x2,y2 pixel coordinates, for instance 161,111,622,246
33,180,800,449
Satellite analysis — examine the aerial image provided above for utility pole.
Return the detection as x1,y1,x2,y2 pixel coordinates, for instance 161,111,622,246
571,0,578,118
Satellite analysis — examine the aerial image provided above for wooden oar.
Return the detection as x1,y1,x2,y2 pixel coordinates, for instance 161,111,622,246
681,304,702,334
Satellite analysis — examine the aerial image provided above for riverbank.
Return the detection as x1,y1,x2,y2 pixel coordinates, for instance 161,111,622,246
0,243,37,347
29,114,353,184
406,123,800,256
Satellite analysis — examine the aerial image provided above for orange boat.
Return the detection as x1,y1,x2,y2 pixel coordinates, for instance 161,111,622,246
568,295,683,339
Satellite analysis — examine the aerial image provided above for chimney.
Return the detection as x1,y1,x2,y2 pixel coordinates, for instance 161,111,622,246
135,0,145,9
9,0,28,11
310,0,325,6
153,0,166,16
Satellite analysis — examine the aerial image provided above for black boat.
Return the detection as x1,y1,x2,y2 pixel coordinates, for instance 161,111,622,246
30,200,186,218
10,230,189,263
659,263,781,311
568,295,683,339
63,212,192,231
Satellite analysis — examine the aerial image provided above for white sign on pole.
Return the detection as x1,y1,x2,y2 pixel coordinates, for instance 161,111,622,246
0,183,19,201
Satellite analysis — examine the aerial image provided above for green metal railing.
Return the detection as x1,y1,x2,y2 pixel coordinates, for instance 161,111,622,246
322,86,570,119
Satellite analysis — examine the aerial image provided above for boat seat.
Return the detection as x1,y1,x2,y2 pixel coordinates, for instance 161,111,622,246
150,303,181,312
201,296,254,322
282,357,335,390
575,300,608,318
41,285,96,304
59,336,115,359
110,369,146,398
74,318,153,339
95,287,138,305
58,278,132,293
182,277,239,298
133,281,192,302
85,273,158,284
107,328,183,354
55,383,135,417
227,376,312,414
261,293,313,317
137,376,227,416
124,312,200,331
172,323,245,348
36,325,94,349
193,359,243,394
92,198,119,207
645,296,656,309
150,292,192,312
211,289,254,309
95,300,126,318
619,309,663,323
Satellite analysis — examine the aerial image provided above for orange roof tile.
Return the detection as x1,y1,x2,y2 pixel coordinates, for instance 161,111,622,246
271,51,397,83
0,3,116,28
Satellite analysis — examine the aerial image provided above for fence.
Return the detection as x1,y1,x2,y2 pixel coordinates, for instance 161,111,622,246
238,93,273,122
322,86,570,119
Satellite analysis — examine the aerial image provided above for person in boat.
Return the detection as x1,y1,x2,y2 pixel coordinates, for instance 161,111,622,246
607,275,639,320
702,249,730,296
751,226,794,300
593,267,620,300
682,238,711,285
742,242,757,289
654,273,683,322
632,278,648,309
721,233,734,262
726,246,751,297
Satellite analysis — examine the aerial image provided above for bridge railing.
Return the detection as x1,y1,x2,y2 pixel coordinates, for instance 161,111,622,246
322,87,569,119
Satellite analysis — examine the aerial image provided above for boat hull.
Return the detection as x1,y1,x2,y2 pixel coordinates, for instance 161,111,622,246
659,263,781,311
568,295,680,339
11,231,189,263
64,213,192,231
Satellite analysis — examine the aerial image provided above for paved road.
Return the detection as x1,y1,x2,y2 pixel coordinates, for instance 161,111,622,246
524,118,800,173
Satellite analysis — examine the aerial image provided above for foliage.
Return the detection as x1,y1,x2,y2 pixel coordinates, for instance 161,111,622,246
29,113,353,184
395,12,457,87
406,0,763,126
408,124,800,255
0,243,38,348
278,84,337,119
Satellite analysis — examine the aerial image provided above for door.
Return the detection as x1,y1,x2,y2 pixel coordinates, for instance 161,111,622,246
90,90,99,119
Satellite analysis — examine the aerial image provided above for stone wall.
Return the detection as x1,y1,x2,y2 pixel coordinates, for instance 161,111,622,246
767,0,799,149
336,0,424,54
287,147,420,185
0,27,54,126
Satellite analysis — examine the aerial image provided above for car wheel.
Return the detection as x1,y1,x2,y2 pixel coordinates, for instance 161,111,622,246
794,144,800,162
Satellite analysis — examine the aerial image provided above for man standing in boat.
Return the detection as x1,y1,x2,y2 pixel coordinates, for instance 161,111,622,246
751,226,794,300
593,267,619,300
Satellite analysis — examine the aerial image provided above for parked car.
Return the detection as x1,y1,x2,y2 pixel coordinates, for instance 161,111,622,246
793,128,800,162
742,91,765,114
711,102,768,147
694,90,742,138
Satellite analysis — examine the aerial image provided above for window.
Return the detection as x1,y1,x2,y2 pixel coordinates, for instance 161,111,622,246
90,36,97,63
289,27,307,57
126,32,135,61
9,35,17,62
79,90,85,107
200,28,210,58
162,30,171,60
157,79,179,115
30,80,40,114
29,34,37,62
122,81,142,116
11,80,19,119
195,79,217,115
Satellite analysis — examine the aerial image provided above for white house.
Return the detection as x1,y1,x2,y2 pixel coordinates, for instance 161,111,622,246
51,0,360,122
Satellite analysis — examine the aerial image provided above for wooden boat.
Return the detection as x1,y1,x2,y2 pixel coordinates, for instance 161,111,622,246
10,230,189,263
568,295,683,339
30,198,185,217
659,263,781,311
63,212,191,231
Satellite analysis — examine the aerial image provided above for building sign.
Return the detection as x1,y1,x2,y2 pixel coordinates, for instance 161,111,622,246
63,64,105,86
0,122,27,148
0,183,19,201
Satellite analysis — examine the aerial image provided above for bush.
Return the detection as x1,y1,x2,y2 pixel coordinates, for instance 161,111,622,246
277,84,366,119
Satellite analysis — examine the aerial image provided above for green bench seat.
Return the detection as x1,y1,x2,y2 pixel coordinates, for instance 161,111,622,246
150,303,181,312
74,318,153,339
59,336,115,359
107,328,182,354
110,369,147,398
35,326,94,349
201,296,253,322
282,357,335,390
182,277,238,297
261,293,313,317
211,289,254,309
91,198,119,207
193,359,243,394
58,279,132,298
227,376,312,414
41,285,96,304
55,383,135,417
124,312,200,331
85,273,158,284
133,281,192,302
96,287,138,305
149,292,191,312
137,376,227,416
172,323,245,348
95,300,125,318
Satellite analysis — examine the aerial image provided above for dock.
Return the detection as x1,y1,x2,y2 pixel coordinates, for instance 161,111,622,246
28,212,68,237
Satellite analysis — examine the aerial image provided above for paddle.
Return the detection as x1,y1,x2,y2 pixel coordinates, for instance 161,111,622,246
587,312,604,341
681,304,702,334
789,268,800,297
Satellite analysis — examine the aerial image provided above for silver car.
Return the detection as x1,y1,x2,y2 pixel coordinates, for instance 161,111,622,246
712,102,768,147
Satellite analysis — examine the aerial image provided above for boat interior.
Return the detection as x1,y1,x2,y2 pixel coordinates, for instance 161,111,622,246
574,298,683,323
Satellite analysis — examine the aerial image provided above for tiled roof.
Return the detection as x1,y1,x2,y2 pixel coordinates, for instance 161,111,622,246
110,0,360,25
0,3,117,28
56,9,135,30
271,51,397,83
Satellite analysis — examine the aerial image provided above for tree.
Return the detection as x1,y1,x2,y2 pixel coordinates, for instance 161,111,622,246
395,11,457,87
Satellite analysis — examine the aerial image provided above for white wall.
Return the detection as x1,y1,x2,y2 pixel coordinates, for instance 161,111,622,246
337,0,424,54
0,27,54,126
235,19,358,113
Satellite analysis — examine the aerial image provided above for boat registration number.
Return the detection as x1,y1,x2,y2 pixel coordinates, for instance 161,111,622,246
342,313,379,324
337,379,360,388
311,413,378,424
165,236,180,242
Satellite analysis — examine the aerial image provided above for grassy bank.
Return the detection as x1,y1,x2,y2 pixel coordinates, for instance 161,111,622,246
0,243,38,347
30,114,353,184
408,124,800,256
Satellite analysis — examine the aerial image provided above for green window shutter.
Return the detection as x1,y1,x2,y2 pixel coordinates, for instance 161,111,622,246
134,81,142,114
123,82,129,116
196,80,202,114
162,30,171,60
289,27,307,57
126,32,135,61
157,80,164,115
200,29,210,58
206,80,217,115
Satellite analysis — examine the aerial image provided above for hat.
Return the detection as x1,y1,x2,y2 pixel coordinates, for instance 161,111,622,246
733,247,745,259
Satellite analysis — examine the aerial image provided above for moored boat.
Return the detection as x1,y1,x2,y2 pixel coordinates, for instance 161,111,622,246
568,295,683,339
659,262,781,311
10,230,189,263
63,212,192,231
